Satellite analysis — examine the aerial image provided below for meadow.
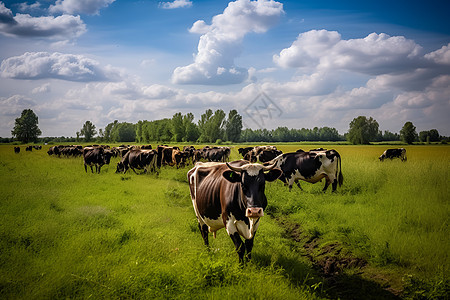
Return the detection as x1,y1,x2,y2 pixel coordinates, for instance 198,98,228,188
0,144,448,299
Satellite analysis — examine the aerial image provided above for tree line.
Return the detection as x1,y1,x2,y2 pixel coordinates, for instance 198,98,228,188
5,109,448,145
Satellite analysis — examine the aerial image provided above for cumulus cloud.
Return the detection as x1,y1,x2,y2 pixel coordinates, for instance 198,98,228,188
425,43,450,65
0,95,36,116
172,0,284,85
274,30,423,75
32,83,51,94
49,0,116,15
0,52,117,82
159,0,193,9
0,2,86,40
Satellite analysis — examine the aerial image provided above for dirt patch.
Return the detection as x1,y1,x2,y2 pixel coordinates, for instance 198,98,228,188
276,217,403,299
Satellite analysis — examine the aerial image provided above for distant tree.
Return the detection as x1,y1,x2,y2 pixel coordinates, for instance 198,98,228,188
400,122,418,144
171,112,184,142
419,129,440,143
112,122,135,142
347,116,379,144
198,109,225,143
11,109,42,143
183,113,199,142
225,109,242,142
80,121,97,142
103,120,119,142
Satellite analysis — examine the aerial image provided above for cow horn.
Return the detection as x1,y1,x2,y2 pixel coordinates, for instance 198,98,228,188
226,162,245,172
261,162,277,171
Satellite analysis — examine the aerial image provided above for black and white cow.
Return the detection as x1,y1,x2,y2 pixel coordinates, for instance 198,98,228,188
116,149,158,174
269,149,343,192
187,160,281,263
379,148,407,162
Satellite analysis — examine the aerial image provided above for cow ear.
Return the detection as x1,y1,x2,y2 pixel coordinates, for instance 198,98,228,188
223,170,241,183
264,168,282,182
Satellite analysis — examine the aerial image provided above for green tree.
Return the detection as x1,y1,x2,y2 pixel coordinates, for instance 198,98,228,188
347,116,379,144
400,121,418,144
183,113,199,142
11,109,42,143
198,109,225,143
103,120,118,142
171,112,184,142
225,109,242,142
112,122,136,142
80,121,97,142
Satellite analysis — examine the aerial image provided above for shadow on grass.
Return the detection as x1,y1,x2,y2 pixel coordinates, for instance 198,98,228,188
253,251,401,300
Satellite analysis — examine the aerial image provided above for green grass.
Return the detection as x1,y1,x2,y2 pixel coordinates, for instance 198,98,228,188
0,144,448,299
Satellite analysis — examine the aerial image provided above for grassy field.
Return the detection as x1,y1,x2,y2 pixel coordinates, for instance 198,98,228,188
0,144,448,299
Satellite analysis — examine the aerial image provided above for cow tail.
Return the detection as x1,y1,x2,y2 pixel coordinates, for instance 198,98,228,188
337,154,343,187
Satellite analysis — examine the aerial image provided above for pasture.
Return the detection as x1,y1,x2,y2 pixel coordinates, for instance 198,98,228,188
0,144,448,299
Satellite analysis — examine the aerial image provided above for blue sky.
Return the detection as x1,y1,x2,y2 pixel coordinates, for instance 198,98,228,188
1,0,449,137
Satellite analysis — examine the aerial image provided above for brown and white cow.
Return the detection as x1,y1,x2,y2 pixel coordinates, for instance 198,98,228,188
188,160,281,263
379,148,407,162
269,149,343,192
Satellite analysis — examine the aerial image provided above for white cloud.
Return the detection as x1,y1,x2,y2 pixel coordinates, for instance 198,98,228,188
0,52,118,82
425,43,450,65
172,0,284,85
274,30,422,75
32,83,51,94
159,0,193,9
0,2,86,40
49,0,116,15
0,95,36,116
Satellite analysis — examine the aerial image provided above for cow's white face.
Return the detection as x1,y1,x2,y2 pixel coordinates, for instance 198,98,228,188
223,163,281,218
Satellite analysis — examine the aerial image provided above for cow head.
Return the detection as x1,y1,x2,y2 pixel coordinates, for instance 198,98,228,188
223,162,281,218
379,154,386,161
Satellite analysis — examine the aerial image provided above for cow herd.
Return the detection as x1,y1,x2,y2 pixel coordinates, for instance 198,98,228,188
188,147,406,262
14,143,407,262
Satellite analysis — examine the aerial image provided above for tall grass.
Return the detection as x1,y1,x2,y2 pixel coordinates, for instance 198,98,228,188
0,144,448,299
266,145,449,279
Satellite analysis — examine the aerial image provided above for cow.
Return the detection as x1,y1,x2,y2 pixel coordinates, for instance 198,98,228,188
238,147,253,158
83,147,112,173
379,148,407,162
257,149,283,163
172,149,187,169
188,160,282,263
244,146,281,163
268,149,343,192
116,149,157,174
25,146,33,151
14,147,20,153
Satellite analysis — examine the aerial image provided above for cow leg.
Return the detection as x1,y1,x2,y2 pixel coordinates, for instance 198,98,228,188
198,223,209,246
244,235,255,261
295,180,303,191
331,179,338,192
90,165,94,173
229,232,246,264
84,164,88,173
323,180,330,192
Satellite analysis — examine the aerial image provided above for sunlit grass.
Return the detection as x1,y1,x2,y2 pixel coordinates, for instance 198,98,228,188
0,144,448,298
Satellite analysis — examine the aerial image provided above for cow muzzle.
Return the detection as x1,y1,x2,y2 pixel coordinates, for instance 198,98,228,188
246,207,264,218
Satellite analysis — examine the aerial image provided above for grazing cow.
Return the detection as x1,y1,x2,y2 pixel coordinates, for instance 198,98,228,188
25,146,33,151
379,148,407,162
244,146,280,163
172,149,188,169
269,149,343,192
257,149,283,163
83,147,112,173
14,147,20,153
238,147,253,158
188,160,281,263
116,149,157,174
